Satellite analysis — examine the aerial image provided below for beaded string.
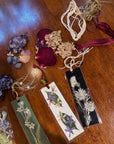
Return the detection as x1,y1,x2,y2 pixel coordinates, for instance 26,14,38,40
63,47,93,71
11,71,38,101
11,64,49,100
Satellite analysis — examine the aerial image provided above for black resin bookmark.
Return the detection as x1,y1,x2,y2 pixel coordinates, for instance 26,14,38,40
65,68,101,127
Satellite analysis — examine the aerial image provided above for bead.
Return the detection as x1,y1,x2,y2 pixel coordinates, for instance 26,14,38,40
27,86,30,89
20,82,23,85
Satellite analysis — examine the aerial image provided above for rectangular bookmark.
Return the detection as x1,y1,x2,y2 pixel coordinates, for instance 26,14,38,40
40,82,84,141
0,107,16,144
11,95,50,144
65,68,101,127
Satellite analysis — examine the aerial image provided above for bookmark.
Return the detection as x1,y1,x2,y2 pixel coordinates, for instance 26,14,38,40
65,68,101,127
40,82,84,141
0,107,16,144
11,95,50,144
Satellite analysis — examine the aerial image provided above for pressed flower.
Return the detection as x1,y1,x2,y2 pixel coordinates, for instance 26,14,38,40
70,76,78,88
85,114,91,126
57,42,75,59
45,30,62,50
47,92,56,102
17,107,24,112
0,132,13,144
20,50,30,63
65,126,75,137
24,108,30,114
6,129,13,139
17,101,24,108
25,121,30,127
84,101,95,112
29,123,35,129
65,116,76,126
75,88,88,100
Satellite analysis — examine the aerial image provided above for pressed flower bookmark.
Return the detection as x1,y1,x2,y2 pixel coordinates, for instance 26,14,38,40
65,68,102,127
11,95,50,144
0,107,16,144
40,82,84,141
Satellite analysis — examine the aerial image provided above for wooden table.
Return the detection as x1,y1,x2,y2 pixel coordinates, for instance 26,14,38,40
0,0,114,143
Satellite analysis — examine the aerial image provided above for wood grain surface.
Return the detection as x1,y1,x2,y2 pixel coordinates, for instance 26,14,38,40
0,0,114,144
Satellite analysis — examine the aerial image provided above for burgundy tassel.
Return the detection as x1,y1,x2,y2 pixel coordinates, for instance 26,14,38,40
75,22,114,51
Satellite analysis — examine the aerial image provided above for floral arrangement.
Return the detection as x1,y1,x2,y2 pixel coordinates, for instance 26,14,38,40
45,30,75,58
35,29,76,68
17,101,38,144
70,76,95,126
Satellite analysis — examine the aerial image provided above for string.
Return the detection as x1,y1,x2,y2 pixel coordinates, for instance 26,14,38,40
75,21,114,51
61,0,86,41
65,47,93,70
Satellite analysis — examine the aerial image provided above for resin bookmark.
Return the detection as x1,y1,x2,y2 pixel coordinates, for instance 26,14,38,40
0,107,16,144
11,95,50,144
65,68,101,127
40,82,84,141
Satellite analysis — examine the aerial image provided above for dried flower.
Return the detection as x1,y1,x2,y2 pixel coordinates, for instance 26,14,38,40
85,114,91,126
70,76,78,88
75,88,88,100
6,129,13,139
17,101,24,108
57,42,75,59
84,101,95,112
25,121,30,127
24,108,30,114
20,50,30,63
47,92,56,102
65,126,75,137
29,123,35,129
45,30,62,50
17,107,24,112
65,116,76,126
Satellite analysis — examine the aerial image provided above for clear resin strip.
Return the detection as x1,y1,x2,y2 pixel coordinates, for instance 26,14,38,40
0,107,16,144
40,82,84,141
11,95,50,144
65,68,102,127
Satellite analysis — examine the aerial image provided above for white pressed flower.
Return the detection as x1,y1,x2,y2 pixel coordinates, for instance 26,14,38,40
70,76,78,88
17,107,24,112
29,123,35,129
17,101,24,108
24,108,30,114
84,101,95,112
6,129,13,139
75,88,88,100
25,121,30,127
86,114,91,126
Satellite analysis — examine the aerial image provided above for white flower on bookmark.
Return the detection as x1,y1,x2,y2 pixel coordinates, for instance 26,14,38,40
6,129,13,139
0,111,7,122
29,123,35,130
84,101,95,112
75,88,88,100
18,101,24,108
70,76,78,88
24,108,30,114
17,107,24,112
25,121,30,127
17,100,39,143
